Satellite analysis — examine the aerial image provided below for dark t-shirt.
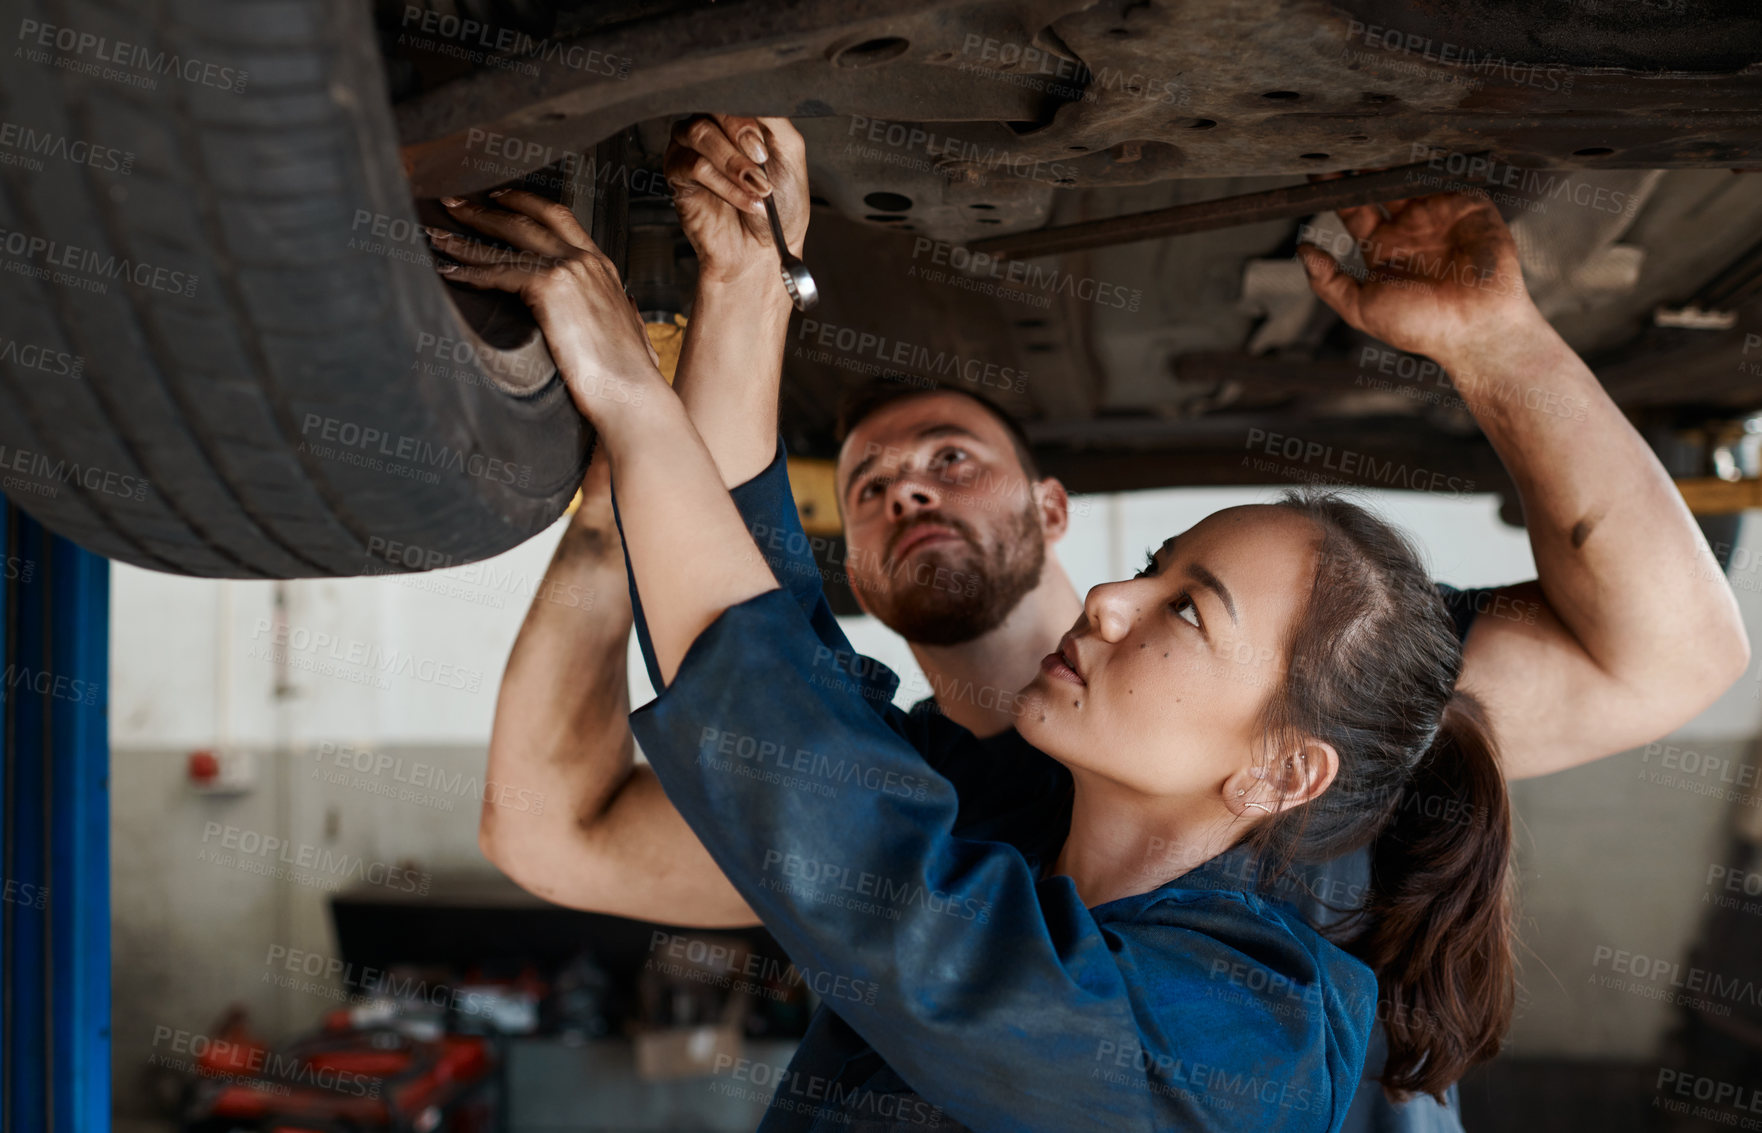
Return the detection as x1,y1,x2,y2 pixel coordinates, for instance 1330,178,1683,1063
905,583,1493,1133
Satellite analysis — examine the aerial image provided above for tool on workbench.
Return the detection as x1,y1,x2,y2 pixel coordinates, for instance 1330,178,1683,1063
762,164,817,311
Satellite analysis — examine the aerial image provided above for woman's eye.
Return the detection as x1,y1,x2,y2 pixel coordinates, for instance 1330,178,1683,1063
1172,594,1200,628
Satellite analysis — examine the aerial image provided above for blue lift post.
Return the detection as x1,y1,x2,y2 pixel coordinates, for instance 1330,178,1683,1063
2,498,111,1133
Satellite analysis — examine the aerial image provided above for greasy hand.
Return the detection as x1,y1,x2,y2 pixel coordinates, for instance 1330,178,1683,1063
1297,192,1539,362
429,190,663,424
664,114,808,285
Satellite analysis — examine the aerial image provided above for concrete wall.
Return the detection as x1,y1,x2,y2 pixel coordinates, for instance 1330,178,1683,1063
108,490,1762,1116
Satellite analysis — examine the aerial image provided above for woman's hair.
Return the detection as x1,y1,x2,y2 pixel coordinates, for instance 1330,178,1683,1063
1240,489,1515,1104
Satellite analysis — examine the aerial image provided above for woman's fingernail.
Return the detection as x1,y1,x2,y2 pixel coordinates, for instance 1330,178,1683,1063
743,134,767,164
440,196,465,207
488,188,509,198
748,198,768,216
436,262,460,273
423,225,449,240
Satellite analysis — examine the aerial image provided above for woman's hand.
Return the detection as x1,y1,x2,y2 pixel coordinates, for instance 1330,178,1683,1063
429,190,664,424
664,114,809,286
1297,191,1541,365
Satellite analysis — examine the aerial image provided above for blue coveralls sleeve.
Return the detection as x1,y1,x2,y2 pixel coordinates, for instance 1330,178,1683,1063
627,587,1372,1133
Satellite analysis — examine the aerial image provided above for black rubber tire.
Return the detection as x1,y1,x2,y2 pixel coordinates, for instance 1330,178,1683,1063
0,0,591,577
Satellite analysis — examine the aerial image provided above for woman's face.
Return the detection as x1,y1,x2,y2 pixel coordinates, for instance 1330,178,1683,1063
1017,505,1325,802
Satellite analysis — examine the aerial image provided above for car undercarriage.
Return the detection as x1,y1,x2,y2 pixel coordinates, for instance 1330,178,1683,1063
388,0,1762,505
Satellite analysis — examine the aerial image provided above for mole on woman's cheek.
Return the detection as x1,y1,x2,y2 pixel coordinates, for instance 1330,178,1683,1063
1073,700,1081,708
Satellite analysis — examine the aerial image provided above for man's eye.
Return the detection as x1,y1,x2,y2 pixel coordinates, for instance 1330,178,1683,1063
1172,594,1200,628
933,447,968,469
857,480,883,502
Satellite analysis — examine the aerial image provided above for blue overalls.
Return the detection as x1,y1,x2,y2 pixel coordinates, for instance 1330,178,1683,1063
616,440,1401,1132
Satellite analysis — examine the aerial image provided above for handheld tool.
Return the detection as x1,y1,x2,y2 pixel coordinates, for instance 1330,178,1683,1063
762,167,817,311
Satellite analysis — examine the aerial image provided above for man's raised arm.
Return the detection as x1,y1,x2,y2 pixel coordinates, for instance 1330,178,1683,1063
1299,193,1751,779
471,115,807,922
477,455,754,924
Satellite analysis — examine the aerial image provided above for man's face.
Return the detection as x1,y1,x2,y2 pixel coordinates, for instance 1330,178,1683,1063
836,393,1054,646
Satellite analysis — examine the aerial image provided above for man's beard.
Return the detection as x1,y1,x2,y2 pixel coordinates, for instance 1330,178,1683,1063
861,499,1047,647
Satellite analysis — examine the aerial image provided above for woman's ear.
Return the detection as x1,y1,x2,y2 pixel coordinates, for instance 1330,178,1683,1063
1035,477,1071,543
1272,741,1339,811
1224,741,1343,817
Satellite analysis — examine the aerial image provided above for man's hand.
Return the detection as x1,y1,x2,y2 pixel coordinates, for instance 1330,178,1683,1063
429,191,663,423
1297,192,1537,362
665,114,809,285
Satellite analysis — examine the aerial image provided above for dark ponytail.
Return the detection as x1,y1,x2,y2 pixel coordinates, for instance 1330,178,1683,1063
1351,689,1515,1101
1237,489,1516,1105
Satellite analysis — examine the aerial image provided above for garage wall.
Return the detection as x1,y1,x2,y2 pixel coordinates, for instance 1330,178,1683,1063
107,491,1762,1117
110,486,1761,749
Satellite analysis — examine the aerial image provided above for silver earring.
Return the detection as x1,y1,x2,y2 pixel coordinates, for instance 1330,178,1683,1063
1242,802,1273,814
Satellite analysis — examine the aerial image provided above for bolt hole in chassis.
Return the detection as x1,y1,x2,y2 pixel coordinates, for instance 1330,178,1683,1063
0,0,1758,579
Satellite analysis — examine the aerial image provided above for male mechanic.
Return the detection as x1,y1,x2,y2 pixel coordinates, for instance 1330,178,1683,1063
474,114,1749,1130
